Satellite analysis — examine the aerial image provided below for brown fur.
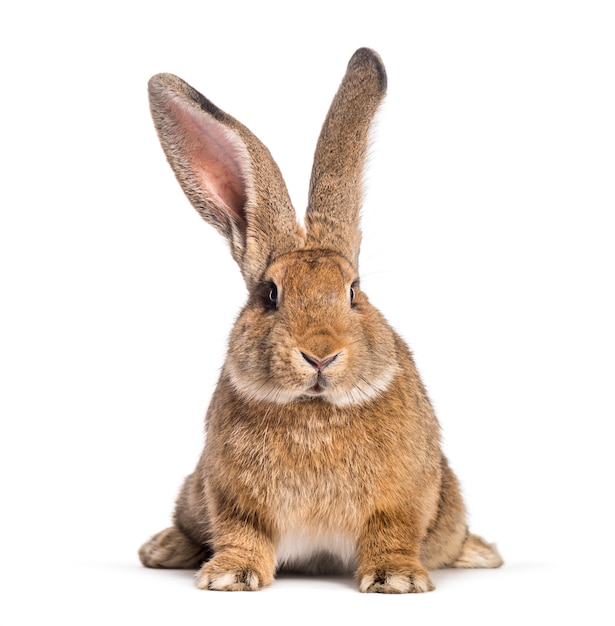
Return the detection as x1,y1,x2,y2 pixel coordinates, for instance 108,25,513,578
140,48,502,593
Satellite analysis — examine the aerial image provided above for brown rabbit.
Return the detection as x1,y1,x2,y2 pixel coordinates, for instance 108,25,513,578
139,48,503,593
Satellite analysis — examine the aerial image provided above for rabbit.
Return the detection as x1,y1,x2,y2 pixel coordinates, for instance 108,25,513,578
138,47,503,593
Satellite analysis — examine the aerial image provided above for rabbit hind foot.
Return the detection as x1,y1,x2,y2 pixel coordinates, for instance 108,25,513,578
139,526,210,569
453,533,504,569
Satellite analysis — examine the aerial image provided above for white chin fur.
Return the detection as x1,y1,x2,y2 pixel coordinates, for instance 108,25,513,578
226,365,397,407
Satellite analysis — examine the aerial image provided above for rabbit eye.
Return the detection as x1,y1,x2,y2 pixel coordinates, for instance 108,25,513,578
350,282,359,307
266,282,278,310
269,285,278,303
257,280,279,311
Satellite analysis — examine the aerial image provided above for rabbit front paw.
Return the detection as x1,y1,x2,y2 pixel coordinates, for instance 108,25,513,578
359,566,435,594
196,556,270,591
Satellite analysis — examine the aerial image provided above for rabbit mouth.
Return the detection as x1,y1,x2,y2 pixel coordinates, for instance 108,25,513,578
307,382,325,395
306,374,328,395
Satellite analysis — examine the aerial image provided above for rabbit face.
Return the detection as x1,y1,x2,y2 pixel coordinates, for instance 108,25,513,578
225,249,399,407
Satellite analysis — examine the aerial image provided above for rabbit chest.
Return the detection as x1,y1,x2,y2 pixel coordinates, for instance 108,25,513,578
209,400,405,569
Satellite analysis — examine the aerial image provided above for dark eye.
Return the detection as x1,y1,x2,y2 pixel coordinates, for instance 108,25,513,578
350,282,359,307
265,281,278,311
269,283,278,304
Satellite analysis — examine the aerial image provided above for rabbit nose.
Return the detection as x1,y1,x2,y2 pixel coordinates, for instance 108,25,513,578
301,351,339,371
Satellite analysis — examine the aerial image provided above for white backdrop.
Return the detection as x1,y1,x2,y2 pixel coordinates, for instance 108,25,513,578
1,1,613,624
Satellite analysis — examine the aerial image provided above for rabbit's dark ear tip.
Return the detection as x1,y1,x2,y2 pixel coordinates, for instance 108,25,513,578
348,48,387,91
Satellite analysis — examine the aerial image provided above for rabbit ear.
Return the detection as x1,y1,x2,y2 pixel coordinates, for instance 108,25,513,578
148,73,305,289
305,48,387,266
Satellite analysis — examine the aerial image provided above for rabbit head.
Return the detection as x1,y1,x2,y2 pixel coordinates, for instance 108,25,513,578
148,48,396,407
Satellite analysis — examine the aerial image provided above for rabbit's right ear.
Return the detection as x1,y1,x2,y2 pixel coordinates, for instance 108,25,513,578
305,48,387,268
148,74,305,289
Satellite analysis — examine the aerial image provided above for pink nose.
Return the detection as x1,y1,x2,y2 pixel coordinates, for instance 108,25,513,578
301,352,339,371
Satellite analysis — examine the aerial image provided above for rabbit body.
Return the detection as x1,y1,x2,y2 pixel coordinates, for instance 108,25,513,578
139,49,502,593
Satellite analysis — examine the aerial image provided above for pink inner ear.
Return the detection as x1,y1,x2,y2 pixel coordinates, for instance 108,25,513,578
168,97,248,228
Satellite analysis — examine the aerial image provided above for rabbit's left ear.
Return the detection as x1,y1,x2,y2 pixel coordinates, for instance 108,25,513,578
148,73,305,289
305,48,387,267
